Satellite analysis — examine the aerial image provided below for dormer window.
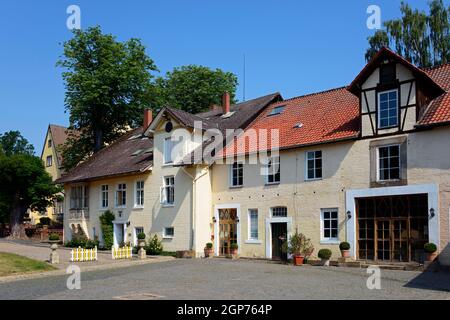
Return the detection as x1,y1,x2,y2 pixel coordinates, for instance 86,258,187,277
378,89,398,129
268,105,285,116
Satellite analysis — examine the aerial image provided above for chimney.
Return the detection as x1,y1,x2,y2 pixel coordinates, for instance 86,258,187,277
143,109,153,130
222,92,230,114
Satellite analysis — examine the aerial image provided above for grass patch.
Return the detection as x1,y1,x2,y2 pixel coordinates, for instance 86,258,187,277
0,252,56,277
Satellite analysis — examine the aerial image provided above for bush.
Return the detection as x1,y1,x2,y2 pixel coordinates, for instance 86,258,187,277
206,242,213,249
39,217,52,226
64,238,99,249
424,243,437,253
99,210,115,249
137,232,146,240
282,230,314,258
339,241,350,251
48,233,60,241
230,243,238,250
318,248,332,260
145,234,163,255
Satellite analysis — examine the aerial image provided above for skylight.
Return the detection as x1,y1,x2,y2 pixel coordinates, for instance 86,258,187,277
268,105,285,116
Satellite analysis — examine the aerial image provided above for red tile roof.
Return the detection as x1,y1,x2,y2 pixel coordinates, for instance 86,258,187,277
218,87,360,157
419,63,450,125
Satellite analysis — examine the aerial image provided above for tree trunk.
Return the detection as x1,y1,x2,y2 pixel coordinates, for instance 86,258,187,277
94,127,103,153
8,193,27,239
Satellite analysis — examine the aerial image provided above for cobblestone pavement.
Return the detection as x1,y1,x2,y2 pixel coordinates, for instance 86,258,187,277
0,258,449,300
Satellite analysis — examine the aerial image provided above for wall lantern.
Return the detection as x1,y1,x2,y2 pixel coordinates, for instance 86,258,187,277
126,221,131,227
236,218,240,223
212,217,217,223
347,210,352,220
429,208,435,219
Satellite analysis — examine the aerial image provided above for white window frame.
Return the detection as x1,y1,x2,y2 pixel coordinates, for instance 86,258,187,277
163,227,174,239
70,185,89,210
46,155,52,167
376,144,401,182
246,209,261,243
163,137,173,164
320,208,339,244
377,89,399,129
100,185,109,209
115,183,127,208
264,156,280,185
160,176,175,206
305,150,322,181
271,206,287,218
230,161,243,188
134,180,144,208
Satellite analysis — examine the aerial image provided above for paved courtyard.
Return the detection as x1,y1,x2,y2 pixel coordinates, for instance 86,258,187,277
0,258,449,300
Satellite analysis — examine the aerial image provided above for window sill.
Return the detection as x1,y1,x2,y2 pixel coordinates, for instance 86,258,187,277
320,240,340,245
245,239,262,244
133,206,144,210
265,182,280,186
305,178,322,182
115,206,126,210
229,185,243,189
161,204,175,208
162,236,174,240
99,208,109,211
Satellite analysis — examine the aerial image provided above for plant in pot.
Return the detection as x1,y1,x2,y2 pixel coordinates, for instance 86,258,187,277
48,233,60,243
282,231,313,266
204,242,214,258
318,248,332,266
137,232,146,247
339,241,351,258
230,243,238,256
424,243,437,262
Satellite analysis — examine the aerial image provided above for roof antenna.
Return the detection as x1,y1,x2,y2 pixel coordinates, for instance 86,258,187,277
243,53,246,102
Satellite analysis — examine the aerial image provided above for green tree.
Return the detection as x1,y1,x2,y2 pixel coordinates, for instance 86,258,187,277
155,65,238,114
99,210,115,249
0,154,61,238
0,131,35,156
365,0,450,67
57,26,158,170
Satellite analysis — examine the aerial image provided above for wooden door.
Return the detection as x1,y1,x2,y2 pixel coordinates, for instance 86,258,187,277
218,209,237,256
375,218,409,262
271,223,287,261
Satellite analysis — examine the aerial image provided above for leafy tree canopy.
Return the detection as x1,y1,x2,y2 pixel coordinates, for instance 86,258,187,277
0,131,35,156
58,25,158,169
154,65,238,114
366,0,450,67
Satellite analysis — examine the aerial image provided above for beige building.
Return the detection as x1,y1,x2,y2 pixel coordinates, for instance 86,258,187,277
58,48,450,265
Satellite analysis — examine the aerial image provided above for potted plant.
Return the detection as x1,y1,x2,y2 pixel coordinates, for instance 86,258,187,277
282,231,313,266
204,242,214,258
424,243,437,262
48,233,60,244
339,241,351,258
230,243,238,256
137,232,146,247
318,248,332,266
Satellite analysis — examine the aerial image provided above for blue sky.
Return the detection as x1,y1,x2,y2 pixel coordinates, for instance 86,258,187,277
0,0,435,153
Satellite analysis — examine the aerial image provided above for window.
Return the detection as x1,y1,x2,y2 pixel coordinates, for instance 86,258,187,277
378,145,400,181
248,209,258,240
161,176,175,205
268,105,285,116
163,227,174,238
380,64,396,85
378,90,398,128
46,155,52,167
135,181,144,207
164,137,173,164
265,156,280,184
48,139,52,148
100,185,108,209
115,184,127,207
321,209,339,242
70,185,88,209
230,162,243,187
271,207,287,217
306,151,322,180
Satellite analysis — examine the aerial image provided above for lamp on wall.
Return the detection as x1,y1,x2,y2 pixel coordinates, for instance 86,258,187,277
429,208,435,219
212,217,217,223
347,210,352,220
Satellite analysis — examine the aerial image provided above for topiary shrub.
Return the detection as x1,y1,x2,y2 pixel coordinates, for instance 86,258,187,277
318,248,332,260
49,233,60,241
39,217,52,226
145,234,163,255
230,243,238,250
99,210,115,249
137,232,146,240
339,241,350,251
206,242,213,249
424,243,437,253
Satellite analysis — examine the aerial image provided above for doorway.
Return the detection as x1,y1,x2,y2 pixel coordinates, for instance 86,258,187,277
218,208,237,256
271,223,287,261
114,223,125,247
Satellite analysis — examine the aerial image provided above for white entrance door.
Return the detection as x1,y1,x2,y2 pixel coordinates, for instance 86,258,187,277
113,223,125,248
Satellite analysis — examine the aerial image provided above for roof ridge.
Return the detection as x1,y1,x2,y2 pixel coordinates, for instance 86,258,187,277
280,86,348,103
